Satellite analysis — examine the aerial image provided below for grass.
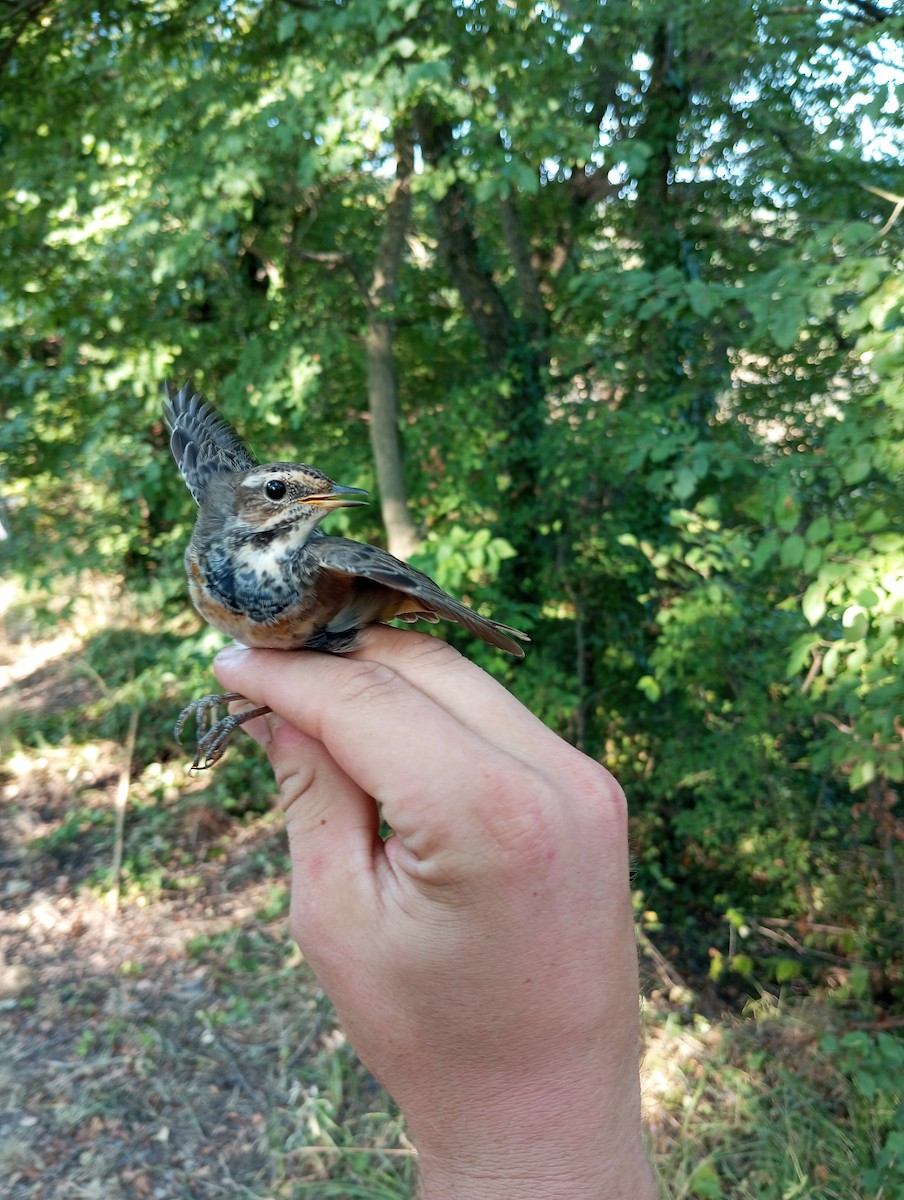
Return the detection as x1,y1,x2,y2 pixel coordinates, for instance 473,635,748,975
1,570,902,1198
642,999,904,1198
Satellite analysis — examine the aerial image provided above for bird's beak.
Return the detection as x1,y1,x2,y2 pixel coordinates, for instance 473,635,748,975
303,484,369,510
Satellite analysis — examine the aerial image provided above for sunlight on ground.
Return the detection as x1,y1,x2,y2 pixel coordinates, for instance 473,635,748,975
642,1010,724,1137
0,574,121,702
0,628,82,689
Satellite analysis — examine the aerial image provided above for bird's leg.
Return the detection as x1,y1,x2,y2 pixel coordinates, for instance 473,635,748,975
174,692,272,771
304,628,363,653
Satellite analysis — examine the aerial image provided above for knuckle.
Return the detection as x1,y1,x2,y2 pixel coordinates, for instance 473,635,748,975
399,632,463,665
479,763,560,867
571,756,627,813
274,758,317,809
563,757,629,844
334,659,402,709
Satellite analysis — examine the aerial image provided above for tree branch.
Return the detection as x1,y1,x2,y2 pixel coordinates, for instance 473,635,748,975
290,245,370,299
0,0,53,76
414,105,516,371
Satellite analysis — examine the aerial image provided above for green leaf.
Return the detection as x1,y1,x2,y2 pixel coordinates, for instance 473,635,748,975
775,958,800,983
802,544,823,574
823,644,842,678
752,531,779,571
774,495,800,531
850,760,876,790
842,607,869,641
849,965,870,998
637,675,662,703
277,11,298,40
686,279,719,318
687,1163,722,1199
787,635,816,675
886,757,904,783
802,584,826,626
842,453,872,485
672,466,697,500
770,315,799,350
805,515,831,543
780,534,806,567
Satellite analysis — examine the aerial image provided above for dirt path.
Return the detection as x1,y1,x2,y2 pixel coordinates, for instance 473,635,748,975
0,615,411,1199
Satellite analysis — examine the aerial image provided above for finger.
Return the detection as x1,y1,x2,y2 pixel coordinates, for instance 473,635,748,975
263,720,383,876
346,626,573,775
221,702,380,878
214,643,547,866
353,634,626,833
254,720,390,962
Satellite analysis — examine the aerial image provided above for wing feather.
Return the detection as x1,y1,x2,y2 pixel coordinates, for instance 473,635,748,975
310,537,529,657
163,381,257,504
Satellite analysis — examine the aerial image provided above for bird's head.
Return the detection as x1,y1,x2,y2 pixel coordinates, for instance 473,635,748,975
220,462,368,543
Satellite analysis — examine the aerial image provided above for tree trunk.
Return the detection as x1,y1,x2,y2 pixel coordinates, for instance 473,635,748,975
364,127,420,560
632,22,692,407
413,105,550,596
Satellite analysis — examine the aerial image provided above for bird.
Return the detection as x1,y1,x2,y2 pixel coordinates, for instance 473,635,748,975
163,381,530,768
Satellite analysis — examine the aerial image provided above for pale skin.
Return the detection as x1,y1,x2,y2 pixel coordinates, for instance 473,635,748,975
214,627,657,1200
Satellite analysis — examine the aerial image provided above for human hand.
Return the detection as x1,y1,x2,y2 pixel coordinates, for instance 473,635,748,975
214,629,655,1200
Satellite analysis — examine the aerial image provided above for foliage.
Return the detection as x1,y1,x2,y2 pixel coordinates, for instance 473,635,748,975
823,1029,904,1199
644,1006,904,1199
1,0,902,1009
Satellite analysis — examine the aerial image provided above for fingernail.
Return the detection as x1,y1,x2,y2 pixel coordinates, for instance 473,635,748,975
214,644,248,667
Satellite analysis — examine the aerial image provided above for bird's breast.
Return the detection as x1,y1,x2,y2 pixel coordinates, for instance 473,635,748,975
185,535,399,650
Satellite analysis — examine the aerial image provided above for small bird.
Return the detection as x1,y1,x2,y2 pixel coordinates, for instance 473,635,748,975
163,382,529,768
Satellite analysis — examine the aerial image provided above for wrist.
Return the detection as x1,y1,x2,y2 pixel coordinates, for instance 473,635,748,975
418,1137,655,1200
410,1058,656,1200
418,1146,655,1200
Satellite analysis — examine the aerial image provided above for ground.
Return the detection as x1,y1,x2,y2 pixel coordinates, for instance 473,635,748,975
0,600,412,1200
2,582,901,1199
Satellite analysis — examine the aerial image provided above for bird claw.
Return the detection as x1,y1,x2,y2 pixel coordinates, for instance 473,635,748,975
174,692,270,770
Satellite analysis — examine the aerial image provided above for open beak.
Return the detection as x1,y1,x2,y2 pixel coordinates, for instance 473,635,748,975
304,484,369,510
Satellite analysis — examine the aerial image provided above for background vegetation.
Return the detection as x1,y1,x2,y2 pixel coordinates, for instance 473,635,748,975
1,1,902,1196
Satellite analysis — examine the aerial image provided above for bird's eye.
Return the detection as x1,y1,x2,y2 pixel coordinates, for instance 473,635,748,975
264,479,287,501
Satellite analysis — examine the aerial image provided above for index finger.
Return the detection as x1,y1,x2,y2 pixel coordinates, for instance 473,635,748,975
345,626,577,775
213,643,552,865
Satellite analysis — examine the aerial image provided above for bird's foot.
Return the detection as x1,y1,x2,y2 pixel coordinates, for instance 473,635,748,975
174,692,272,770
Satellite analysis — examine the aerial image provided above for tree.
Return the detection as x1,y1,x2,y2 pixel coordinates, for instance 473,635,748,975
2,0,902,985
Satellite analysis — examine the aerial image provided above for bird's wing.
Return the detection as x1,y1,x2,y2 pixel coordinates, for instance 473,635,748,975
309,536,530,657
163,381,257,504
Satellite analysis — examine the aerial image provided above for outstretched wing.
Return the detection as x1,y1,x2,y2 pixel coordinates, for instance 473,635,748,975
163,381,257,505
310,536,530,658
